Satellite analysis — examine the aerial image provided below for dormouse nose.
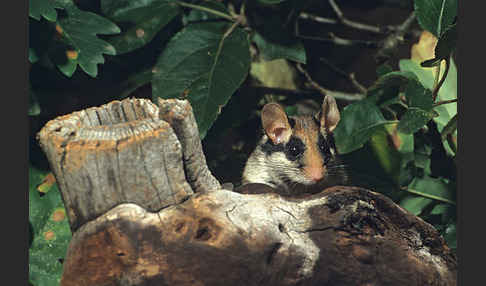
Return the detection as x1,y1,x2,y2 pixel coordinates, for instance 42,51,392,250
305,166,324,182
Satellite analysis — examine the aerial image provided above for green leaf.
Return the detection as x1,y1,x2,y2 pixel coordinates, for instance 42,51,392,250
252,32,306,63
182,0,229,24
400,196,433,216
441,113,457,140
333,99,395,154
368,71,418,94
399,59,457,155
29,88,41,116
405,176,456,205
102,0,182,54
420,22,457,66
29,166,72,286
434,22,457,60
420,58,442,68
368,127,402,184
152,22,251,138
414,0,457,37
29,0,63,21
444,223,456,249
54,1,121,77
376,63,393,77
404,79,434,110
397,108,437,134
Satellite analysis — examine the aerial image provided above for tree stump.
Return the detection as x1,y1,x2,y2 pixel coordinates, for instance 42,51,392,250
37,98,457,286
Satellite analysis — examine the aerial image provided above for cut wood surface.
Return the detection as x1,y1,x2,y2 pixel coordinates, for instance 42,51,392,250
37,98,457,286
37,98,194,231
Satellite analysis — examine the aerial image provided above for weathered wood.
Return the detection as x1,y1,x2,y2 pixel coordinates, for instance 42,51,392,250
37,98,193,231
158,98,221,192
37,97,456,286
60,186,457,286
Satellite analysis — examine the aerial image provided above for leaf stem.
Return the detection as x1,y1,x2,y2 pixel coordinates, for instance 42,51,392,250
175,1,235,22
432,57,451,102
433,98,457,107
402,187,456,205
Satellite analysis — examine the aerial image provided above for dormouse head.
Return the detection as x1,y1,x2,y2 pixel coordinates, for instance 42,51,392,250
260,95,341,191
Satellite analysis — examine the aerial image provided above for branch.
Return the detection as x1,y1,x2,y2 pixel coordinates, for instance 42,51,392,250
375,12,417,64
296,63,365,101
433,98,457,107
319,58,367,93
298,33,379,48
176,1,235,22
327,0,393,34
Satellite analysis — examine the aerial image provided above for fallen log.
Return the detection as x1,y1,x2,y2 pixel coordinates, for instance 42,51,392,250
37,98,457,286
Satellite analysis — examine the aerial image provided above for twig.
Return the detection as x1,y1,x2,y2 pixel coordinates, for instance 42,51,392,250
433,98,457,107
299,12,337,25
176,1,235,22
375,12,416,64
298,33,379,48
327,0,393,34
432,57,451,102
319,58,367,93
296,63,365,101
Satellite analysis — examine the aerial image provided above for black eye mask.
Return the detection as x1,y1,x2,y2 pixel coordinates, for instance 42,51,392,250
318,134,334,165
284,136,306,161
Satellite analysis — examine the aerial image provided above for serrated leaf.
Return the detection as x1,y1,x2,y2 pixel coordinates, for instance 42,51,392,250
414,0,457,37
399,59,457,155
102,0,182,54
404,79,434,110
152,22,251,138
29,0,63,21
398,108,437,134
333,99,394,154
29,166,72,286
54,1,120,77
252,32,306,63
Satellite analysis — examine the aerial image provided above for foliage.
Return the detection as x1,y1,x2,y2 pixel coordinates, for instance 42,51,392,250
29,0,458,284
29,167,72,286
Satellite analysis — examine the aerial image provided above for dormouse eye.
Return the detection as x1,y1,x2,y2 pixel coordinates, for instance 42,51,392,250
288,144,302,157
317,134,332,165
285,137,305,161
318,140,327,152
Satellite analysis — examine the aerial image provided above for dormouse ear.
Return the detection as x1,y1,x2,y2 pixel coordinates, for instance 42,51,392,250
320,95,340,133
261,103,292,144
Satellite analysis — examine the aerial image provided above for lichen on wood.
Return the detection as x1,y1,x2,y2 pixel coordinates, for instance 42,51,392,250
37,98,193,231
37,98,457,286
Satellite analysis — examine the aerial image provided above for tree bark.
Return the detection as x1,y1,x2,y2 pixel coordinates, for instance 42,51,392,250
37,98,457,286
